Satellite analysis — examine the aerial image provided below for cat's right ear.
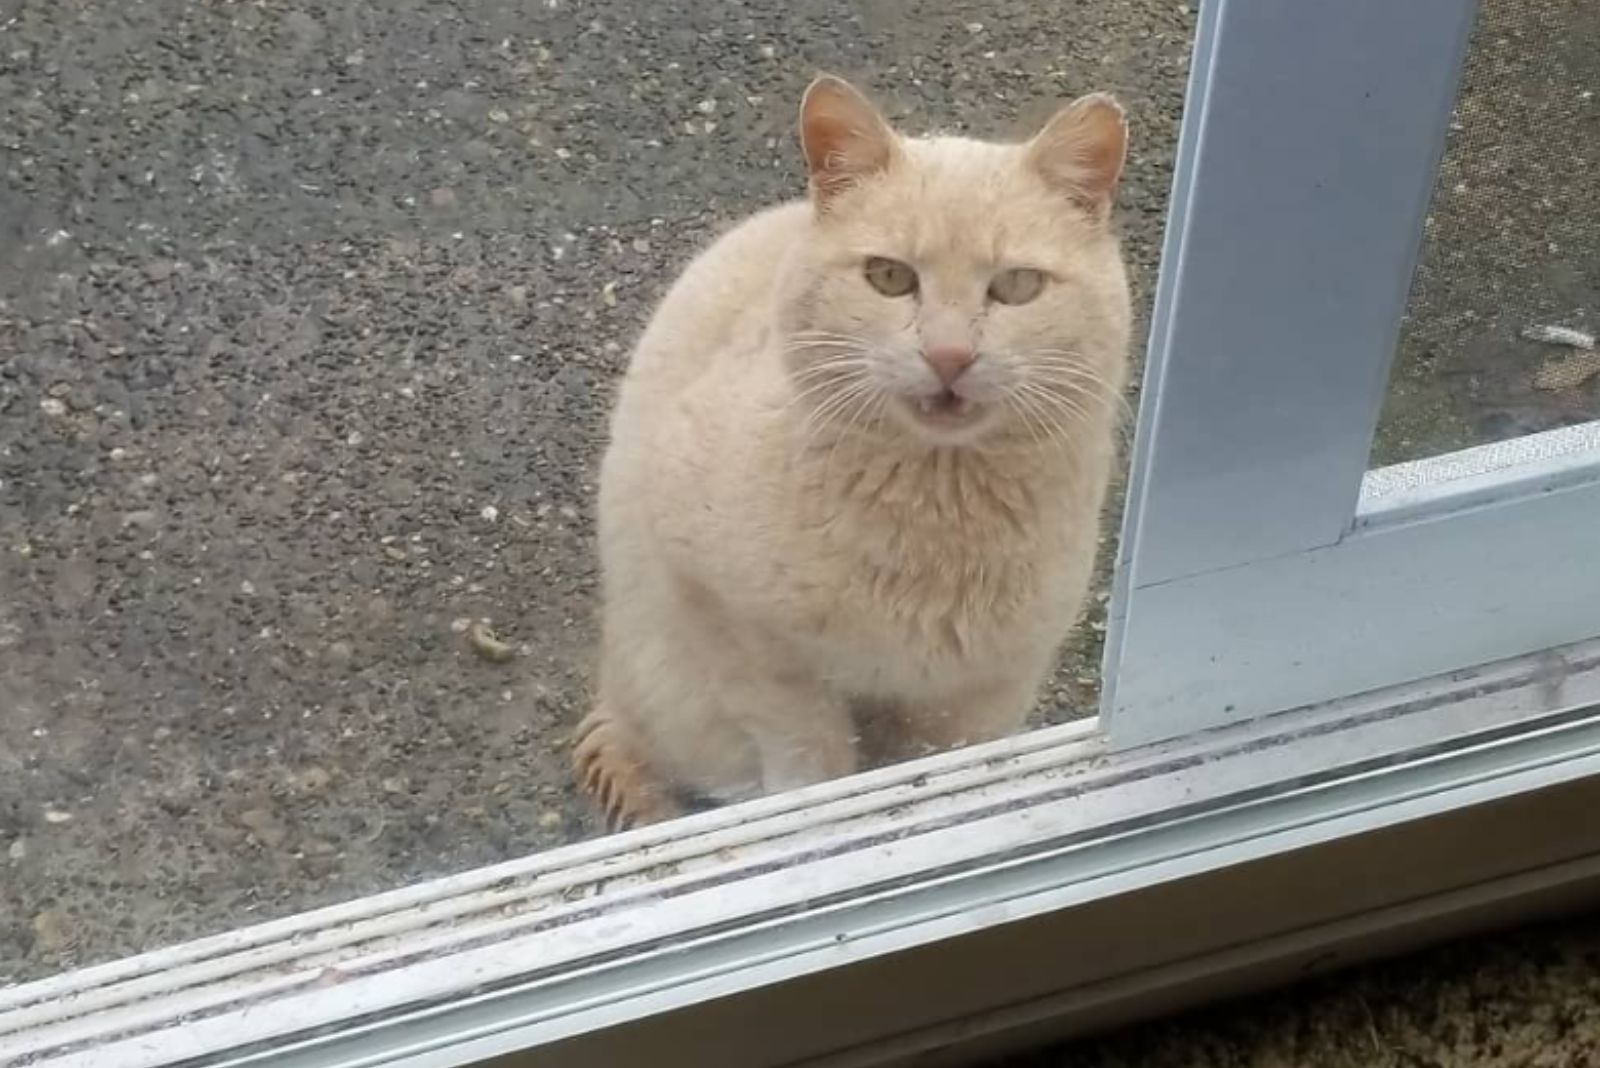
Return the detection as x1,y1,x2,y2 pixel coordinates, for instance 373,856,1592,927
1025,93,1128,222
799,75,897,209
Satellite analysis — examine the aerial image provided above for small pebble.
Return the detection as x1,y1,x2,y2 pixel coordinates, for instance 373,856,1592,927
32,909,74,951
238,807,289,848
299,766,333,792
1534,352,1600,392
468,621,516,663
1522,324,1596,350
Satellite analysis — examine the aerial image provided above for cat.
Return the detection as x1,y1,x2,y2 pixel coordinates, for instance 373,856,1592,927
574,75,1132,829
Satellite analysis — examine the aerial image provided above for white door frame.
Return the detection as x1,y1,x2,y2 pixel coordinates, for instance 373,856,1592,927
1102,0,1600,743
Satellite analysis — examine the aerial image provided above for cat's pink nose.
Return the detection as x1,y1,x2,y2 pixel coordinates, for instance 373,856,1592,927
923,343,976,387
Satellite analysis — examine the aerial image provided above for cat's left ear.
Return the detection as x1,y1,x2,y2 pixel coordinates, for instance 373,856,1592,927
799,75,899,209
1025,93,1128,221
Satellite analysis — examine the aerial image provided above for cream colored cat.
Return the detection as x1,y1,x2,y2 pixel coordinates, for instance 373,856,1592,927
575,76,1131,828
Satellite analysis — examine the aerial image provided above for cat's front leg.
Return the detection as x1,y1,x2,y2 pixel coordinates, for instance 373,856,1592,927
861,672,1045,768
734,673,860,794
580,608,860,825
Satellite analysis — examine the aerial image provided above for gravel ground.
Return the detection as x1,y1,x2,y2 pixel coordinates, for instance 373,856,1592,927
0,0,1192,980
0,4,1594,1061
1375,0,1600,464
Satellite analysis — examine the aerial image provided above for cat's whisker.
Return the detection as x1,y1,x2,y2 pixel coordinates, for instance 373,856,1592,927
1013,382,1096,459
1027,365,1124,391
821,385,887,484
787,364,864,394
1025,359,1125,390
791,329,871,342
1025,389,1120,420
808,391,864,467
782,378,865,422
785,344,871,361
1026,360,1119,382
1013,395,1090,490
1024,350,1112,370
782,356,874,419
996,382,1044,442
790,356,871,382
799,385,865,442
1022,347,1102,367
788,371,867,400
1043,394,1099,436
1069,389,1134,428
800,378,878,451
790,329,876,342
1004,390,1052,451
1017,402,1077,457
780,375,870,425
790,350,870,370
1025,372,1134,423
1028,378,1123,413
1027,359,1124,382
785,333,874,355
830,382,886,444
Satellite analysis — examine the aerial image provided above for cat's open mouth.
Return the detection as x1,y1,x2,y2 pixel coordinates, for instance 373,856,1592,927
909,389,980,427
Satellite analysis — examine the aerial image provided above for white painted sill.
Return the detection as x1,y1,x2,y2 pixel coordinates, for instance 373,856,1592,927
4,639,1600,1068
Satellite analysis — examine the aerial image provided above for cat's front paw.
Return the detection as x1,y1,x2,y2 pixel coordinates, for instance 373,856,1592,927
572,706,685,832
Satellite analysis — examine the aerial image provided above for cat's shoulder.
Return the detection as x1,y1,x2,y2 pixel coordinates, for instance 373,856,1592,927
702,199,811,257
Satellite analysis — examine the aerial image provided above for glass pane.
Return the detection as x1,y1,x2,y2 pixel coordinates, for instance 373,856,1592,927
0,1,1195,981
1374,0,1599,467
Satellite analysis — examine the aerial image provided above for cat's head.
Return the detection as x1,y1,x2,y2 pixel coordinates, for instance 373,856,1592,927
777,75,1131,449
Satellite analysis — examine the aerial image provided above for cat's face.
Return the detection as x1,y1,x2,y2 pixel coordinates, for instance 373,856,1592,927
780,78,1131,449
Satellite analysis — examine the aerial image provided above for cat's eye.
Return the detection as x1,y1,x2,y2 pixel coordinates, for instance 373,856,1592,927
864,257,918,298
988,267,1046,306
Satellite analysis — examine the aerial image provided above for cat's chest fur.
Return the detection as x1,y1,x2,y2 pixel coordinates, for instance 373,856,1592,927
779,443,1088,686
